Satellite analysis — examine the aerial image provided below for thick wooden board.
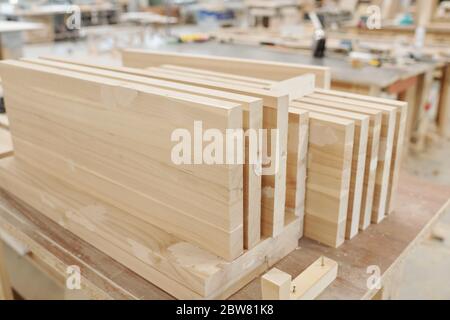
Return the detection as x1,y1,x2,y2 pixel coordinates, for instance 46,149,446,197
23,57,263,250
296,96,383,230
308,92,397,224
291,102,369,239
300,112,355,248
0,128,13,159
121,49,331,88
0,156,301,299
315,88,407,216
38,55,291,240
148,65,316,101
286,108,309,237
161,64,276,87
46,58,289,239
0,60,244,261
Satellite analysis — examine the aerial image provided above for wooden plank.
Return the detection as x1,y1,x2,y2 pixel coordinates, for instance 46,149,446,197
0,128,13,159
161,64,276,87
37,56,293,239
0,156,301,299
296,97,383,230
309,92,397,223
151,65,317,101
22,57,263,250
314,88,408,216
301,112,355,248
0,239,13,300
286,108,309,237
291,102,369,239
0,60,244,261
121,49,331,88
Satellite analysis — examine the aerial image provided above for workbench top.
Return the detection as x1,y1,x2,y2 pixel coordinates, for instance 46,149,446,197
0,171,448,300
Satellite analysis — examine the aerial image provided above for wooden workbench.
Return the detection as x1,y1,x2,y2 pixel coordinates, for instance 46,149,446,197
0,171,448,300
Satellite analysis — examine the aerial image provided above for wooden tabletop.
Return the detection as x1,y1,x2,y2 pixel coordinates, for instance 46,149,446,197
0,171,449,300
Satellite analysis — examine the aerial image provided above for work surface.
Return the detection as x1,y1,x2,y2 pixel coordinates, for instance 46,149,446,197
145,42,433,88
0,171,449,300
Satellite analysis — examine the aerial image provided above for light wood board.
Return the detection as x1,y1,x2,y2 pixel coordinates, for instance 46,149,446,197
0,60,244,261
291,102,369,239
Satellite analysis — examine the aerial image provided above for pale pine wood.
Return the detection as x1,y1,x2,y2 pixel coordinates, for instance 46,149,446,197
0,128,13,159
121,49,331,88
309,92,397,224
315,88,408,216
286,108,309,237
302,112,355,248
0,60,244,261
296,96,383,230
37,56,291,239
291,102,370,239
23,57,263,250
261,268,291,300
0,239,13,300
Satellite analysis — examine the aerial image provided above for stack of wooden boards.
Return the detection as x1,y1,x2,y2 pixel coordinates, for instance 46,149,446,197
0,51,407,299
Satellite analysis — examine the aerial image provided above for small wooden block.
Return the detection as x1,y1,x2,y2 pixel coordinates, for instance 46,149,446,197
261,257,338,300
261,268,292,300
290,257,338,300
